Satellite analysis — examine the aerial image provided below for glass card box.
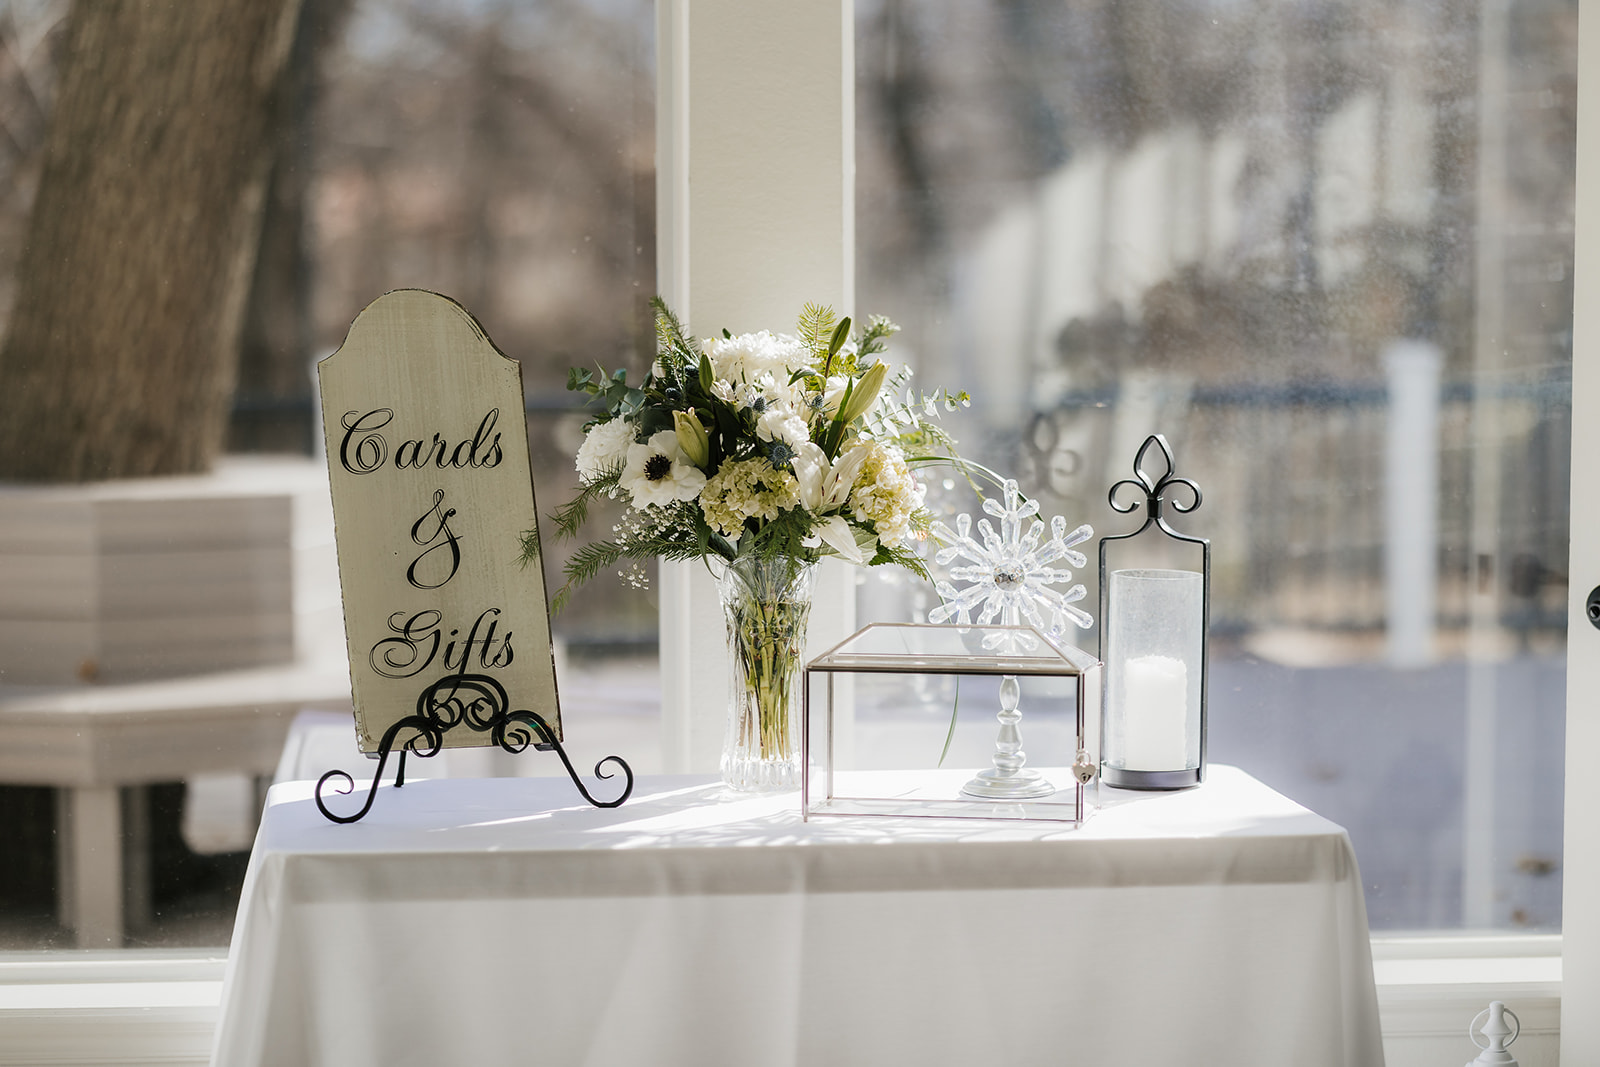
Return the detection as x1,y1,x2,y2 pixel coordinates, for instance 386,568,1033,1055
802,623,1102,823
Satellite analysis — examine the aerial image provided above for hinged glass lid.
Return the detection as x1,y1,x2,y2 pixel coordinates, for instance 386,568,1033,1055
809,622,1097,674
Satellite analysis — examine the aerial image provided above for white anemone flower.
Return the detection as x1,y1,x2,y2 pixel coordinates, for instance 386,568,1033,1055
618,430,707,508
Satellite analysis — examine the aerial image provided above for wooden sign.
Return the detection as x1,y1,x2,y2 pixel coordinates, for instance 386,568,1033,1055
318,289,560,753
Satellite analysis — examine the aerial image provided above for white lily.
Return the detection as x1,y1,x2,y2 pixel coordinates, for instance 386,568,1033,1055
803,514,869,564
793,441,870,512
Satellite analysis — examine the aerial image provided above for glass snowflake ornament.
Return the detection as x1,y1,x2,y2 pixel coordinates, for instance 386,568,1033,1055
927,479,1094,647
927,479,1097,798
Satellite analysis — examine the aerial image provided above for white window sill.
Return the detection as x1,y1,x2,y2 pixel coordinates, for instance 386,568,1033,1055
0,951,224,1066
1371,935,1560,1062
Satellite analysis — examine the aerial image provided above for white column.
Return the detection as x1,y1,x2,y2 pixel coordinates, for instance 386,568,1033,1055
1383,339,1441,668
656,0,856,773
1563,0,1600,1056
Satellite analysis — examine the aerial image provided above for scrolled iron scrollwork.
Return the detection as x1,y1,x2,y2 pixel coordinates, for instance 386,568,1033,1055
1106,433,1203,533
315,672,635,824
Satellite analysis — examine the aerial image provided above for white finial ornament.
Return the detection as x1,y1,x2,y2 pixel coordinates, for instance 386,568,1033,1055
1465,1001,1519,1066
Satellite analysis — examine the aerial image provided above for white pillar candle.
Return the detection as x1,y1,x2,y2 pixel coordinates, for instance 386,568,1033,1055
1121,654,1188,770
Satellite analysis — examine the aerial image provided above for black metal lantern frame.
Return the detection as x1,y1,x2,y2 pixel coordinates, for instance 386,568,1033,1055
1097,434,1210,790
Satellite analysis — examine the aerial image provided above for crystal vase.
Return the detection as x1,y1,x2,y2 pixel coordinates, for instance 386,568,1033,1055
716,554,818,791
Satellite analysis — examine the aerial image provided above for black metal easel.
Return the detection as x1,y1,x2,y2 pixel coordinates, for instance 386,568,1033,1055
315,672,634,824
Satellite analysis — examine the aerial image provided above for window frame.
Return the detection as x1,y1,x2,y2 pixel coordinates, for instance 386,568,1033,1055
659,2,1594,1059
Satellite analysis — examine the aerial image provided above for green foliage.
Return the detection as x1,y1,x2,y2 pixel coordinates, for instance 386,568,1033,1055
568,366,647,419
550,539,627,614
549,499,717,613
867,538,931,582
856,314,900,358
517,523,540,563
546,465,621,545
650,296,700,373
797,303,838,359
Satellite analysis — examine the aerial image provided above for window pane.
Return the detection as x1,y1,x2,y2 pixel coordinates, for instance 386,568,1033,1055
0,0,655,950
858,0,1574,931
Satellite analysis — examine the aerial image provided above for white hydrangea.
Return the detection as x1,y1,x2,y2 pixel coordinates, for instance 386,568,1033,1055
618,430,707,508
700,457,801,538
705,330,811,384
848,441,924,547
575,417,634,483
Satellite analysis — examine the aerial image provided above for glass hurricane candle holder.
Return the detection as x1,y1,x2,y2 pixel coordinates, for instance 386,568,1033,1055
1098,435,1210,791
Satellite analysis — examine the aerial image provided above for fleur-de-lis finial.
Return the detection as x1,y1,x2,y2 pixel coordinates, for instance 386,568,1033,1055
1108,434,1202,529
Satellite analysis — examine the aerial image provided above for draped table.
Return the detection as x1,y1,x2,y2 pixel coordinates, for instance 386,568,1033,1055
211,765,1384,1066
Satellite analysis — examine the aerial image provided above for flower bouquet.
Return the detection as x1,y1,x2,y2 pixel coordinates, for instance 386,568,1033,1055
533,299,970,790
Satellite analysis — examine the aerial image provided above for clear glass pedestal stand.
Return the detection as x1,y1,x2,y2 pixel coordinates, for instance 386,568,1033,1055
960,672,1055,799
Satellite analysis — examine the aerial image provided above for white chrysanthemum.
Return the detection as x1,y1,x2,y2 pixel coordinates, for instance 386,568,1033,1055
618,430,707,508
757,375,809,413
705,330,810,383
755,406,810,451
700,457,801,538
848,441,924,547
575,417,634,483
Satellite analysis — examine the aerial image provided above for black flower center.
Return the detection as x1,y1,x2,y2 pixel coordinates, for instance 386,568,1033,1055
644,454,673,481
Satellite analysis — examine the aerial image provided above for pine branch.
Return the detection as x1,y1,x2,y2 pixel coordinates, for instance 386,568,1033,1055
869,539,931,582
552,539,629,613
549,466,621,541
517,524,541,567
650,296,700,370
798,302,837,358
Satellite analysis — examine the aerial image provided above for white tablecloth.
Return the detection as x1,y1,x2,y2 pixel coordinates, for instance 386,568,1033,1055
212,765,1383,1066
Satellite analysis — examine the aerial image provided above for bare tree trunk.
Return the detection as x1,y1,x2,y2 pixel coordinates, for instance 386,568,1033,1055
0,0,303,482
231,0,352,455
